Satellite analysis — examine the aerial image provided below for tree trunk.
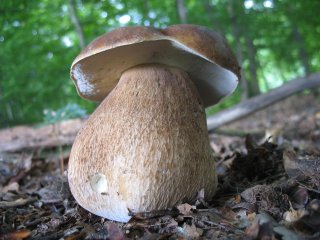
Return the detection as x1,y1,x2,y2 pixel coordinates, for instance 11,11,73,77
293,27,311,76
245,35,260,96
286,4,311,77
207,73,320,131
227,0,248,100
176,0,188,24
5,103,13,121
203,0,224,35
68,0,85,49
142,1,150,24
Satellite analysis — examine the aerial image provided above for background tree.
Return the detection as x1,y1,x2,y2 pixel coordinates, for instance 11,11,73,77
0,0,319,128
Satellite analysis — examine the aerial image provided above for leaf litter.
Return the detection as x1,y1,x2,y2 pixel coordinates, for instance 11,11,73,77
0,93,320,239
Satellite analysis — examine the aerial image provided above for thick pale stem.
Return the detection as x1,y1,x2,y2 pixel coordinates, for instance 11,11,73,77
68,64,217,222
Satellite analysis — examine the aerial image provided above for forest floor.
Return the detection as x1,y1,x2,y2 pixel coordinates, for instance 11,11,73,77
0,92,319,240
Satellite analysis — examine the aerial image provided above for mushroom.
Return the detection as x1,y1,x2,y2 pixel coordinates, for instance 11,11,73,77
68,24,240,222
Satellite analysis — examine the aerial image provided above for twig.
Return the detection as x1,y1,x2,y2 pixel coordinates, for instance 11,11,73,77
0,198,37,208
297,182,320,194
202,219,244,233
130,208,179,220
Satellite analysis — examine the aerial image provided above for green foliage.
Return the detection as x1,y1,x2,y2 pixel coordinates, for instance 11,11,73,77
0,0,95,127
0,0,319,128
43,103,87,124
206,87,242,116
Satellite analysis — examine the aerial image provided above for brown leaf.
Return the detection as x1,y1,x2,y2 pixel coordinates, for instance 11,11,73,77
245,220,260,239
289,187,309,209
283,208,305,223
218,207,237,220
166,219,178,228
36,175,70,203
0,229,31,240
294,199,320,233
241,185,290,219
0,152,32,186
131,208,179,220
283,149,320,188
176,203,195,216
235,194,241,204
104,222,125,240
257,221,274,240
2,182,19,193
177,223,201,240
232,202,256,212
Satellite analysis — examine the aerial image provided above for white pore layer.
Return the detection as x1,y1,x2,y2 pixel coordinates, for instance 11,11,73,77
72,63,96,96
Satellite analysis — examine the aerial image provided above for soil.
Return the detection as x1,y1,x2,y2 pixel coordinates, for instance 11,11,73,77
0,92,319,240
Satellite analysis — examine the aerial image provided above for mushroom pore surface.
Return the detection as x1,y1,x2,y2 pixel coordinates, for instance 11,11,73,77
68,64,217,222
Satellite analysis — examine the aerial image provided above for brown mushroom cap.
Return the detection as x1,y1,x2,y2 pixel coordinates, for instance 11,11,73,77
71,24,240,107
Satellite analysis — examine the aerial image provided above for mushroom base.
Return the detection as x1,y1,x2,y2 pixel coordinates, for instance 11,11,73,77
68,64,217,222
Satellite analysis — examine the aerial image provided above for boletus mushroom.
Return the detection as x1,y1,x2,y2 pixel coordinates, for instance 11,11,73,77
68,24,240,222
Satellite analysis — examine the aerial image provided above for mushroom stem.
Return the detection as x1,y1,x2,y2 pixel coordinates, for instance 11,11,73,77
68,63,217,222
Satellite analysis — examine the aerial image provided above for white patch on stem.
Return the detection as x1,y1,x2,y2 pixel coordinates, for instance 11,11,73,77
90,173,108,194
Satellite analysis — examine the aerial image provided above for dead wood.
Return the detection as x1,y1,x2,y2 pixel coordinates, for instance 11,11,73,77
1,73,319,152
0,197,37,208
207,72,320,131
0,119,85,152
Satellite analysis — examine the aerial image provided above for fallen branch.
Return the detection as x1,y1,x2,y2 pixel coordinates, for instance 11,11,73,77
0,119,85,152
207,72,320,131
0,198,37,208
1,73,319,152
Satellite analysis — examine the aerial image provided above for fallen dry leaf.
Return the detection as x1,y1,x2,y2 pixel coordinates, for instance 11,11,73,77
241,184,290,219
36,175,70,203
0,229,31,240
245,219,260,239
1,182,19,193
283,149,320,189
0,152,32,186
283,207,305,223
289,187,309,209
177,203,195,216
177,223,202,240
292,199,320,233
104,222,125,240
